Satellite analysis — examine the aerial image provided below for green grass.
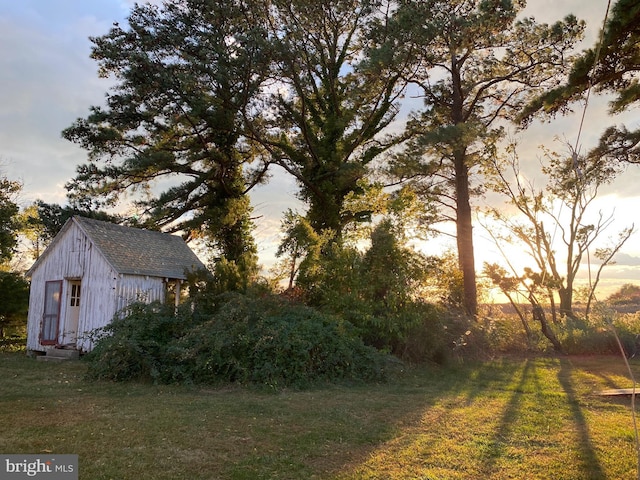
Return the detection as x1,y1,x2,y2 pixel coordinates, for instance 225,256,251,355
1,353,640,479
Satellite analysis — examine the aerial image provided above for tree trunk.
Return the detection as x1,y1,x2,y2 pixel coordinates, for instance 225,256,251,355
454,148,478,317
558,286,576,319
450,52,477,318
531,296,563,352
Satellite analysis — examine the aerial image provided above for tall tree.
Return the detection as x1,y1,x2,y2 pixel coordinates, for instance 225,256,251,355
383,0,583,316
254,0,408,237
63,0,271,286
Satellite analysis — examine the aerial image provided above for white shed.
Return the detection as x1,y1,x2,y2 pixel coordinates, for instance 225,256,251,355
26,216,206,353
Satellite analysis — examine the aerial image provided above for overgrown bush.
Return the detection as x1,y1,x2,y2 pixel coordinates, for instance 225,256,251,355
85,302,192,382
473,308,538,355
85,293,388,388
468,305,640,356
612,312,640,356
289,222,451,363
175,295,386,387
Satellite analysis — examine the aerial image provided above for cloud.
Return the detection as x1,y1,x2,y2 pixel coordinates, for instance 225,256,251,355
614,253,640,267
2,0,639,281
0,2,120,205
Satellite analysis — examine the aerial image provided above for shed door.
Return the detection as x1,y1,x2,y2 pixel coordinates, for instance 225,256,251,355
41,280,62,345
62,281,82,345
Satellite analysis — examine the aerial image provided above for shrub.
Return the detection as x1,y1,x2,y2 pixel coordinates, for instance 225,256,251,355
85,302,192,382
174,294,387,387
558,310,640,356
85,293,388,388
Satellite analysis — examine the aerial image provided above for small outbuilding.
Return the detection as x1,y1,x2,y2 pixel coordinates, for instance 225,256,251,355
26,216,206,353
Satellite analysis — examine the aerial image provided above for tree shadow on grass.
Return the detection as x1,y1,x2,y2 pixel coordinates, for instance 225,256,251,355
476,358,605,479
557,357,607,479
478,358,535,477
330,359,530,479
301,358,610,479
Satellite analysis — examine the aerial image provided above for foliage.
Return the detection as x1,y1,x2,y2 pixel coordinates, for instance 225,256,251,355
0,271,29,338
520,0,640,168
275,210,332,291
63,0,269,280
378,0,584,316
557,309,640,356
288,221,450,362
85,302,192,382
0,174,21,263
474,311,535,355
256,0,408,237
85,294,388,388
0,336,25,353
520,0,640,122
606,283,640,306
176,294,387,387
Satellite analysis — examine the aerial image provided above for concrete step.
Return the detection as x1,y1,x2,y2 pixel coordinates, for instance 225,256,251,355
36,348,80,362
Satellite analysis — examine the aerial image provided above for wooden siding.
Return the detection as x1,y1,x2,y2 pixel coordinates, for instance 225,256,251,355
116,274,166,313
27,222,167,353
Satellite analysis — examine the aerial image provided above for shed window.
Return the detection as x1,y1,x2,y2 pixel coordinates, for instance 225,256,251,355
70,283,81,307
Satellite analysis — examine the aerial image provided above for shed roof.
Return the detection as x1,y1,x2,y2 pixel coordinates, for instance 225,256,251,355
28,216,206,280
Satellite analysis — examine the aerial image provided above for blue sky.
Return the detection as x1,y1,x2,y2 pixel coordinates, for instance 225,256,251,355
1,0,639,295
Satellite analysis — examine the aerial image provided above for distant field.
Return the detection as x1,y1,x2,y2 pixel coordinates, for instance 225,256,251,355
492,303,640,315
1,352,639,479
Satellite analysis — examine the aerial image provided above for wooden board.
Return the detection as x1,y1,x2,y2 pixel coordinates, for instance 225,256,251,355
598,388,639,396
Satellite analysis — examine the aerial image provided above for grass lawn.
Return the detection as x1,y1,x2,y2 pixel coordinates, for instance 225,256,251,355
1,353,639,479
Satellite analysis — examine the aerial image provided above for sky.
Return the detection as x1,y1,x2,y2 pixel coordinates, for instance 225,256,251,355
1,0,639,299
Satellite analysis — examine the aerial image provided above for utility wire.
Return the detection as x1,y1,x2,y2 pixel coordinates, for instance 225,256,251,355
573,1,640,477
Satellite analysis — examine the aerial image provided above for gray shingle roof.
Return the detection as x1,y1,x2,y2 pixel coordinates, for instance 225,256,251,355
75,216,206,279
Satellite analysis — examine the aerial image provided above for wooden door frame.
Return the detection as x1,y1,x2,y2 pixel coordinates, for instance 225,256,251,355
40,280,63,345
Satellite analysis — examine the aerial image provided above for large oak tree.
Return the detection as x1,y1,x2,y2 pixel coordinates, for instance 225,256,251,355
254,0,408,238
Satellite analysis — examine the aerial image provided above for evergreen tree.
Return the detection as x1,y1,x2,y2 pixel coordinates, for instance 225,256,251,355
380,0,583,316
63,0,271,285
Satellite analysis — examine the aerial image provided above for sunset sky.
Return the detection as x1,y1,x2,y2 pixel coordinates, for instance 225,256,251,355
1,0,638,299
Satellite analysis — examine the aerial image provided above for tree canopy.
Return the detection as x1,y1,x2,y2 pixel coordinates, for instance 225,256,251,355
520,0,640,164
255,0,408,237
58,0,636,336
63,0,272,283
521,0,640,120
0,173,22,264
380,0,584,315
